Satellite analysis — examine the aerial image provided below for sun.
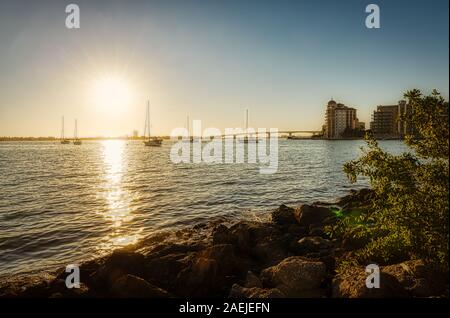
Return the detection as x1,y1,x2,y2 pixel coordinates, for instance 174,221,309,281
91,76,133,115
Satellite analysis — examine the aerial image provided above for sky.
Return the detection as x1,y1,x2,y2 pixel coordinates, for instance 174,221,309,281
0,0,448,137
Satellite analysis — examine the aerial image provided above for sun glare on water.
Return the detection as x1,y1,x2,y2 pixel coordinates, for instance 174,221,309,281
91,76,133,115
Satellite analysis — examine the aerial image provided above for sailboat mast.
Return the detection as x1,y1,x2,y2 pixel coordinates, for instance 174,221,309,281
147,100,151,139
61,116,65,140
74,119,78,139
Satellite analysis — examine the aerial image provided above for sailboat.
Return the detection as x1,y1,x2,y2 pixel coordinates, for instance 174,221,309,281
60,116,70,144
73,119,82,145
241,109,259,143
143,101,163,147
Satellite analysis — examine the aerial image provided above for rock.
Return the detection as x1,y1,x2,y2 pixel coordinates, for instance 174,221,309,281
296,236,333,254
229,284,285,298
295,205,333,228
261,256,327,297
245,271,263,288
309,226,325,237
383,260,447,297
215,221,277,253
144,252,191,291
271,204,298,225
200,244,246,277
212,224,232,245
252,240,288,267
147,243,205,258
337,188,375,208
286,224,308,237
89,250,146,290
47,279,91,298
332,266,408,298
176,257,218,297
111,274,171,297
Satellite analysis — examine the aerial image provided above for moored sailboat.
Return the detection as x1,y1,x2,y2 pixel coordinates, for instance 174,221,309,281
60,116,70,144
143,101,163,147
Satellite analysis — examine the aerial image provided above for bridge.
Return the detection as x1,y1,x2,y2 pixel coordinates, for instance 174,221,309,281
215,130,323,139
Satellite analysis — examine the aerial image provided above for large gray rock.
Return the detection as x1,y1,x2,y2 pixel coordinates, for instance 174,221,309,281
229,284,285,298
261,256,327,297
111,274,171,298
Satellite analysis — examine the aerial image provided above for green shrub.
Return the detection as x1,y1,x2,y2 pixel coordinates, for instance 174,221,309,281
332,89,449,271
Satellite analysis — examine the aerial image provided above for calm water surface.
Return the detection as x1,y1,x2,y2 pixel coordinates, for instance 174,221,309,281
0,140,408,278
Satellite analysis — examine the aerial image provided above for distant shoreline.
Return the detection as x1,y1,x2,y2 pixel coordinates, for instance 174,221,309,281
0,136,404,142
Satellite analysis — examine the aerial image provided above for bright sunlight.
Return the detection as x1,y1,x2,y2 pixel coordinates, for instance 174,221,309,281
91,76,133,115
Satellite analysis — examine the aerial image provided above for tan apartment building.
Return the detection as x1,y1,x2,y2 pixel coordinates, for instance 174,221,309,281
324,99,359,139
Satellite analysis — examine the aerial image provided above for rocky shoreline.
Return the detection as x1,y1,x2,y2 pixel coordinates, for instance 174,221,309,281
1,189,448,298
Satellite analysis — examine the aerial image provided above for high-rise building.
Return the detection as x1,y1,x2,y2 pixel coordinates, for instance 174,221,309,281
324,99,359,139
370,100,410,138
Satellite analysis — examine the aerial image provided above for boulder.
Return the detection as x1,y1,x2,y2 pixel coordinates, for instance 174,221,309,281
383,260,447,297
229,284,285,298
286,224,308,237
175,257,218,297
212,224,233,245
245,271,263,288
332,266,408,298
47,279,90,298
146,243,205,258
337,188,375,208
213,221,277,253
261,256,327,297
271,204,298,225
89,250,146,290
295,236,333,254
309,226,326,237
200,244,246,277
295,205,333,228
252,240,288,267
111,274,171,297
144,252,191,291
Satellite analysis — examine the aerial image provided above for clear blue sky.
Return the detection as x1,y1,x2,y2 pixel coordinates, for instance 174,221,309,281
0,0,448,137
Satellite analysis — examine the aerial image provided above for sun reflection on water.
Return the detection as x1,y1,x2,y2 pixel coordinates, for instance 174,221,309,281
99,140,141,250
